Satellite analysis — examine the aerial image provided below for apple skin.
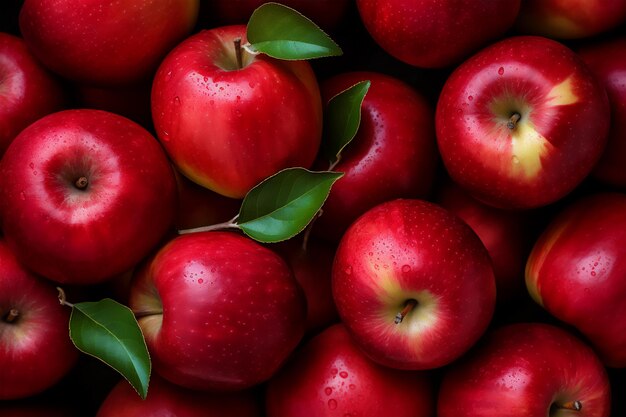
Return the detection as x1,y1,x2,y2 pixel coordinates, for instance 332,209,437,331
274,236,340,334
515,0,626,39
526,192,626,368
151,25,323,199
438,322,611,417
436,35,610,209
96,375,262,417
436,180,533,304
355,0,521,69
0,240,79,400
578,37,626,189
312,71,437,242
209,0,351,31
129,231,306,391
18,0,199,86
332,198,496,370
0,109,177,285
265,323,434,417
0,33,65,156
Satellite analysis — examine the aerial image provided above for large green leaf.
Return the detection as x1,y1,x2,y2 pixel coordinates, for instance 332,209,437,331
69,299,151,399
322,80,371,164
246,2,342,60
239,168,343,242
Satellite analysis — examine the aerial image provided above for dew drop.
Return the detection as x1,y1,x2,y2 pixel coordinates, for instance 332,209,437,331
591,271,596,276
174,96,181,106
498,67,505,75
401,264,411,273
29,162,34,169
339,371,348,378
467,95,473,101
165,70,173,81
324,387,333,396
344,266,352,275
198,278,204,284
349,384,356,390
328,399,337,410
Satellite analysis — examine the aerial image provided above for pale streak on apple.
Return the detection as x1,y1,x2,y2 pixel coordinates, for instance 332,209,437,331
510,76,578,178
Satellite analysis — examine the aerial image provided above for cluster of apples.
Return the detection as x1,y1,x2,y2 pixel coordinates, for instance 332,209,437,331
2,0,626,416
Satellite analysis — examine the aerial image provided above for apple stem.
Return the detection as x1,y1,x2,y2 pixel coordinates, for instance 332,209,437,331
507,112,521,130
178,214,240,235
56,287,74,308
74,176,89,190
394,299,418,324
234,38,243,70
3,308,19,323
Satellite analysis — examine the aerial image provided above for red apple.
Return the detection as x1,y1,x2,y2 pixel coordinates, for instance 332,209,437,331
356,0,521,68
0,33,64,156
526,192,626,367
18,0,199,86
129,231,306,391
274,236,339,334
332,199,496,370
0,109,177,285
151,25,323,198
515,0,626,39
578,37,626,189
0,240,78,400
266,323,434,417
436,180,533,304
209,0,351,31
438,322,611,417
97,375,262,417
312,71,437,242
436,35,610,209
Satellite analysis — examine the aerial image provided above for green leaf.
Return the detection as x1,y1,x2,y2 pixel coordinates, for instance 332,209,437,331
238,167,343,242
246,2,342,60
322,80,371,164
69,299,150,399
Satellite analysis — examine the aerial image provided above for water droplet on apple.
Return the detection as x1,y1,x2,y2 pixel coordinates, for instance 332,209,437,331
498,67,504,75
165,71,172,81
339,371,348,378
198,278,204,284
349,384,356,390
328,399,337,410
324,387,333,395
29,162,34,169
330,367,338,375
174,96,181,106
344,266,352,275
591,271,596,276
401,264,411,273
467,95,473,101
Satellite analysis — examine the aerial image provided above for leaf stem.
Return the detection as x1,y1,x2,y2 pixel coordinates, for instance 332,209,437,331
57,287,75,308
178,214,240,235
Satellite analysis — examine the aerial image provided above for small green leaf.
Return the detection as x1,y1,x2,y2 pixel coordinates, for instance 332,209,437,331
69,299,150,399
322,80,371,164
246,2,342,60
238,167,343,242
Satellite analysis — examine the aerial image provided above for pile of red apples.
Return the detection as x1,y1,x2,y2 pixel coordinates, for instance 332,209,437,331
2,0,626,416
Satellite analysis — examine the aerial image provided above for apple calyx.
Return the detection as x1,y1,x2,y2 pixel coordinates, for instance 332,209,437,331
394,299,418,324
2,308,19,323
550,399,582,415
507,112,522,130
74,176,89,190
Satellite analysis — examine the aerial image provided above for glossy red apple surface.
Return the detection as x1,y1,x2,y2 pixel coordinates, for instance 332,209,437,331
332,199,496,370
515,0,626,39
0,240,78,400
151,24,323,198
578,37,626,189
313,71,437,242
438,322,611,417
266,323,434,417
18,0,199,86
96,375,262,417
0,109,177,285
129,231,306,391
356,0,521,68
436,35,610,209
526,192,626,367
436,180,533,304
0,33,64,156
